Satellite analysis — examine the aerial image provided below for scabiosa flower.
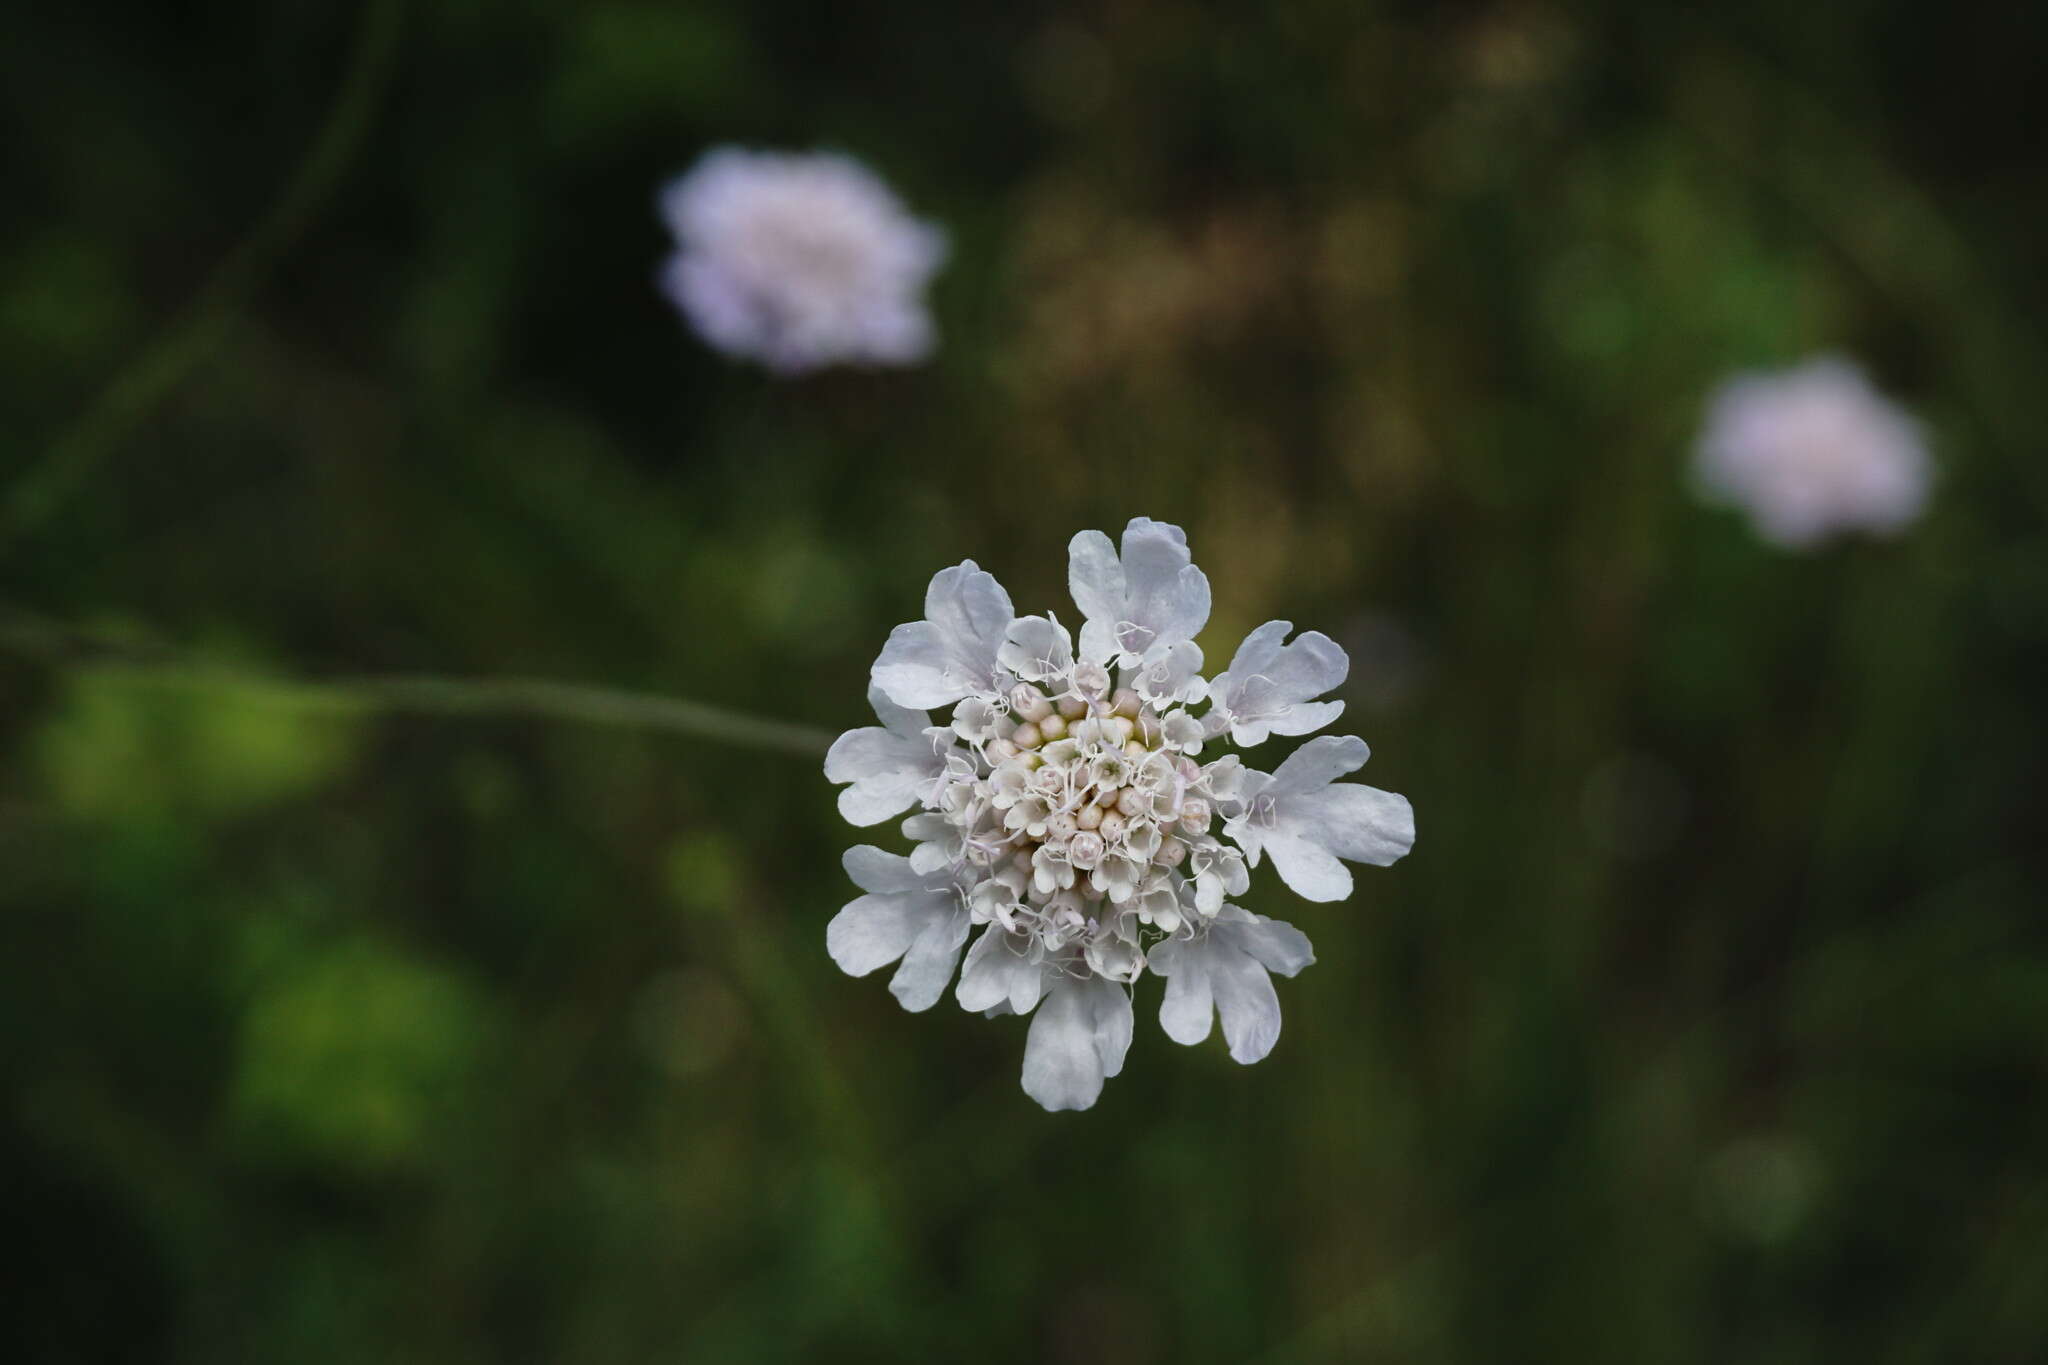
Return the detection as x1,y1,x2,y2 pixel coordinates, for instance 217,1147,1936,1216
1693,356,1934,549
826,518,1416,1110
656,148,946,374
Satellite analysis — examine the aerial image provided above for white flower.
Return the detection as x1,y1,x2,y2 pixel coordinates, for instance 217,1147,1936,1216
1227,736,1415,903
1693,356,1934,549
657,148,946,374
826,518,1415,1110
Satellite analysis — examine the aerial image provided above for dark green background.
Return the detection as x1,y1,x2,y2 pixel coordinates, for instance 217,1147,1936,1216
4,2,2046,1360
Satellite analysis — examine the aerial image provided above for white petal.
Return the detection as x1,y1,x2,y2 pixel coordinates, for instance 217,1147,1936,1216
824,726,934,826
1267,734,1370,797
1078,617,1120,667
840,845,923,894
871,621,966,709
907,839,955,876
1126,516,1188,549
1215,908,1316,977
1021,979,1100,1111
1220,619,1291,683
871,561,1014,708
1217,626,1349,745
1287,785,1415,867
865,684,930,742
1148,937,1216,1046
997,614,1074,682
923,561,1013,677
1134,638,1206,706
1020,975,1131,1112
1265,629,1348,702
1261,828,1355,902
1206,943,1284,1064
1090,973,1134,1080
888,904,971,1012
1119,518,1210,646
825,891,925,977
836,774,926,827
955,928,1047,1015
1251,699,1345,743
901,812,949,842
1223,815,1266,867
823,725,903,784
1066,529,1127,629
1152,915,1307,1064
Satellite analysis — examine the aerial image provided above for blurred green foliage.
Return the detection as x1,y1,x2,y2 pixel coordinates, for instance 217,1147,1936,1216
4,1,2047,1361
38,672,360,819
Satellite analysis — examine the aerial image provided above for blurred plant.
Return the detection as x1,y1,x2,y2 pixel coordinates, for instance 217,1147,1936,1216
1692,356,1934,549
655,148,947,373
826,518,1414,1110
37,669,358,822
0,0,406,554
0,604,832,758
231,933,491,1175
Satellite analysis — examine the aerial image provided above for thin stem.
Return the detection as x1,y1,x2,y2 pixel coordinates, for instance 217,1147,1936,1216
2,0,408,552
0,605,835,759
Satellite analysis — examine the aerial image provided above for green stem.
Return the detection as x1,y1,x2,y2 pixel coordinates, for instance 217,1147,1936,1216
2,0,408,552
0,605,835,759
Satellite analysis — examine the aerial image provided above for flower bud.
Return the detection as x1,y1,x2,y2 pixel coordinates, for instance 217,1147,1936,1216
1075,802,1105,830
1011,721,1043,750
1067,831,1105,869
1047,811,1078,842
1098,811,1128,844
1116,786,1148,818
1180,798,1212,834
1161,710,1205,751
988,738,1020,763
1072,661,1111,697
1008,683,1054,723
1057,693,1089,719
1109,688,1141,719
1037,712,1068,741
1156,837,1189,868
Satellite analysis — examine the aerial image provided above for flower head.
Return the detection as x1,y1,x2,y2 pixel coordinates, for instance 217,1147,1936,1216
657,148,946,374
1693,356,1933,549
827,519,1416,1111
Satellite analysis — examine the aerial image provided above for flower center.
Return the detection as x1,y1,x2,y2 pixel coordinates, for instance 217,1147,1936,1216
946,671,1237,980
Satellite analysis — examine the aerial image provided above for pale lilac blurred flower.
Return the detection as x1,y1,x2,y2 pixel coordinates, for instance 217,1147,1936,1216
827,519,1416,1111
657,148,946,374
1693,356,1933,549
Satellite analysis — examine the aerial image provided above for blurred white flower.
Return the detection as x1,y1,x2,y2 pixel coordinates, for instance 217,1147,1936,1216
657,148,946,374
827,518,1416,1111
1693,356,1933,549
